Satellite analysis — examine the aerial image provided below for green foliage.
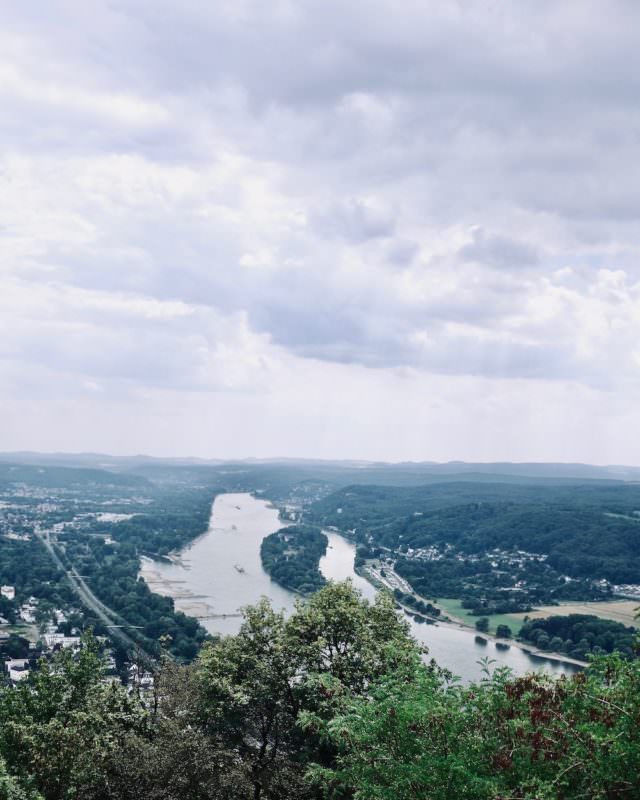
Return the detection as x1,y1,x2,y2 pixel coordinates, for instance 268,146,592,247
0,755,42,800
260,525,327,594
495,624,512,638
196,582,420,799
309,482,640,586
0,636,147,800
315,655,640,800
475,617,489,632
519,614,637,660
0,583,639,800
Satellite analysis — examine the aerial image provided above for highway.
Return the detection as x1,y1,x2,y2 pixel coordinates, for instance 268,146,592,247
34,528,154,662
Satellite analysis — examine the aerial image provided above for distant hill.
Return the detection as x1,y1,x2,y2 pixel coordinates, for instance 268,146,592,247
0,462,149,489
2,451,640,483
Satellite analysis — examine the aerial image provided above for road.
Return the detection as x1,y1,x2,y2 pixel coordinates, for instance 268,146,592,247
35,529,154,661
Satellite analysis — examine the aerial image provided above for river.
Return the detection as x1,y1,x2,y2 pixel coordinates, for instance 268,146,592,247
140,492,581,682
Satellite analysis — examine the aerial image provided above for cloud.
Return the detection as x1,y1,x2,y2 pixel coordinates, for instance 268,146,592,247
1,1,640,459
310,197,396,241
458,228,540,270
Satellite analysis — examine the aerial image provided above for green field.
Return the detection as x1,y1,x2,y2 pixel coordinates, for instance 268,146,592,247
436,598,523,636
436,597,639,637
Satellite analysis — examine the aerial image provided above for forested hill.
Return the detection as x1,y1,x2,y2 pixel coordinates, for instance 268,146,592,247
0,462,149,490
6,452,640,503
307,481,640,584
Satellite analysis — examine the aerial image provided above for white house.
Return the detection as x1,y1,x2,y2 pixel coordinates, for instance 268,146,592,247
43,633,81,651
5,659,29,683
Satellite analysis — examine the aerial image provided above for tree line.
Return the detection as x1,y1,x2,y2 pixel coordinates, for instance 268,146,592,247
519,613,637,660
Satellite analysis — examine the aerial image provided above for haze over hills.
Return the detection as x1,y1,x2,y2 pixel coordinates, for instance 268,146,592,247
3,451,640,482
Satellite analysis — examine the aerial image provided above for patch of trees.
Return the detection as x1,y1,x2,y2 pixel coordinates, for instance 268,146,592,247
0,538,74,609
260,525,327,594
392,589,441,618
0,584,639,800
519,614,638,660
460,593,533,616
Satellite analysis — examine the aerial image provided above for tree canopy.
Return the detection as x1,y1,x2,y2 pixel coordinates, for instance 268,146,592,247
0,583,638,799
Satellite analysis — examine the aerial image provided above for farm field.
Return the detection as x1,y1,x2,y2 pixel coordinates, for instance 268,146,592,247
436,598,638,635
515,600,638,628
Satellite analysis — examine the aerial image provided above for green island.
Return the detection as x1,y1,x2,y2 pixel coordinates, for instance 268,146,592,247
260,525,328,594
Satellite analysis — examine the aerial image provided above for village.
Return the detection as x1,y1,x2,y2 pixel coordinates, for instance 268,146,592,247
0,582,155,694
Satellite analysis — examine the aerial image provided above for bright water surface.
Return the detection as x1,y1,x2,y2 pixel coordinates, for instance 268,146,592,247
144,492,581,682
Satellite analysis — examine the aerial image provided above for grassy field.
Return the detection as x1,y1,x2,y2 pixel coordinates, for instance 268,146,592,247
437,598,639,635
436,598,522,636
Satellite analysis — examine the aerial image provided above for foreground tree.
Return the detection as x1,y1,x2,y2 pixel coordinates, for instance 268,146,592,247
0,638,146,800
195,582,422,799
0,585,638,799
313,654,640,799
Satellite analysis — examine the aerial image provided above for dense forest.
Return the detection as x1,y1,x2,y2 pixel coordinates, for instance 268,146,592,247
308,482,640,585
260,525,327,594
1,583,639,800
519,614,638,660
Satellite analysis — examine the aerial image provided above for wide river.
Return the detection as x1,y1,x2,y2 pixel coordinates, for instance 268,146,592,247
140,492,581,682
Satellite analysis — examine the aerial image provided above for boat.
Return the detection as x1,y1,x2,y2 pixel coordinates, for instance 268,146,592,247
234,564,245,574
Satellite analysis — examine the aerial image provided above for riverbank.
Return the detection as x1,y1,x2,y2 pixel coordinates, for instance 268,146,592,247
399,600,588,669
138,493,299,636
139,498,583,679
139,556,215,619
357,557,588,670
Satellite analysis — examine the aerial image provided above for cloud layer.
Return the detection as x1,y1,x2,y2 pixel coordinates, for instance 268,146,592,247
2,1,640,461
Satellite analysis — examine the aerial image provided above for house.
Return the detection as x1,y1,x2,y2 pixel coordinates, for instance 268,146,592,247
5,659,29,683
127,663,155,692
42,633,81,651
18,598,38,623
0,586,15,601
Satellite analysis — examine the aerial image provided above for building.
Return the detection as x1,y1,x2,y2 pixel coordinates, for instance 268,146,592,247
0,586,15,601
42,633,81,651
4,659,29,683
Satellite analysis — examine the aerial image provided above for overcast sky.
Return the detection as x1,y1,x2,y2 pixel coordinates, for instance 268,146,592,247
2,1,640,463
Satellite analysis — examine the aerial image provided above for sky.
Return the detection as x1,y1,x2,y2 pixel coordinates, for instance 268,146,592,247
2,0,640,463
